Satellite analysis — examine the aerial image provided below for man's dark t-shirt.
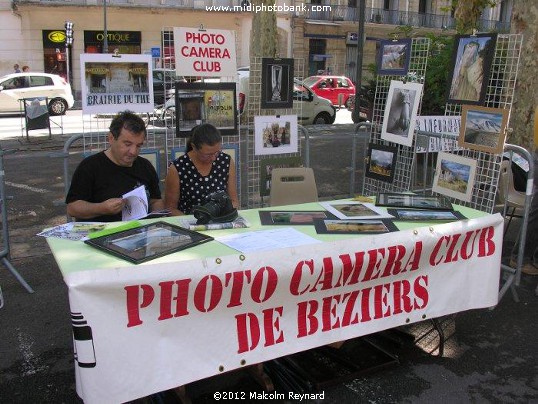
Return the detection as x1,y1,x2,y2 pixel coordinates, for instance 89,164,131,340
66,151,161,222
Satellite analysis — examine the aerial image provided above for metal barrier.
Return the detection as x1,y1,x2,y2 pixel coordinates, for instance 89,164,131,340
0,148,34,294
499,144,534,301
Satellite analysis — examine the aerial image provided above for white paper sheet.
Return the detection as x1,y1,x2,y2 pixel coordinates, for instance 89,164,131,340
215,227,321,253
122,185,148,221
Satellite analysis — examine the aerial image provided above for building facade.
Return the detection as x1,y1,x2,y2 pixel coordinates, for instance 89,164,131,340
1,0,512,100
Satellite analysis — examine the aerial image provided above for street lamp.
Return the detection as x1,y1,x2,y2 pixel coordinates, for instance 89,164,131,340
103,0,108,53
351,0,366,124
65,21,74,85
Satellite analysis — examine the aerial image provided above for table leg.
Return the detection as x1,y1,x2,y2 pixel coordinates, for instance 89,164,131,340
247,363,274,392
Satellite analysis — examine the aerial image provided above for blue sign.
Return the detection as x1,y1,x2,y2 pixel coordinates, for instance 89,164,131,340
151,47,161,58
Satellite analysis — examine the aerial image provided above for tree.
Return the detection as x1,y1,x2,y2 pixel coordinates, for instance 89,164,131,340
452,0,496,34
249,0,278,59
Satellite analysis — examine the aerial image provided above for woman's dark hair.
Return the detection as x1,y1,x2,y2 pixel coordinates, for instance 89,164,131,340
187,123,222,152
109,111,147,140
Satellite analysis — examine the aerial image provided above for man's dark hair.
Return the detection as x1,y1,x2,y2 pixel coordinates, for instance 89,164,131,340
186,123,222,152
109,111,147,140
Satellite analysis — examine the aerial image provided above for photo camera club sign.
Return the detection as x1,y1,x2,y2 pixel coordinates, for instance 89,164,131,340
174,27,237,77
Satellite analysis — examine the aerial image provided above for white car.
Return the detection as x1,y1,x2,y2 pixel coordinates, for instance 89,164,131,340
0,72,74,115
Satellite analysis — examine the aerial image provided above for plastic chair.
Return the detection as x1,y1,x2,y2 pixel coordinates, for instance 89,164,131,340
498,159,526,235
269,167,318,207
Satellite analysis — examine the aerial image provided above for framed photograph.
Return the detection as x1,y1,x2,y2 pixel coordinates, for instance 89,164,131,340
381,80,423,147
80,53,154,114
376,193,454,211
174,82,238,137
387,208,466,221
84,221,213,264
319,201,394,220
432,152,477,202
313,218,398,235
259,156,303,197
376,38,411,76
261,58,294,109
254,115,298,155
447,33,497,105
259,210,338,226
365,143,398,183
458,105,508,154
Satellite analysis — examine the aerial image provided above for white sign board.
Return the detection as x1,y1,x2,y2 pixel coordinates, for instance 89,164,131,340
173,27,237,77
80,53,154,114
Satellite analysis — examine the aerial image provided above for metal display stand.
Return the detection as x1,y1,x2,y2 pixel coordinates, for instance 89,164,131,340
245,57,305,208
362,37,430,196
0,148,34,294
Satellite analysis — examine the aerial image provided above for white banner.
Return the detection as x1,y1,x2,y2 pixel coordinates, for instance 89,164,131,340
66,214,503,403
173,27,237,77
415,115,463,153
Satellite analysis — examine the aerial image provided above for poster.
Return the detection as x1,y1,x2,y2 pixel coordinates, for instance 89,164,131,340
80,53,154,114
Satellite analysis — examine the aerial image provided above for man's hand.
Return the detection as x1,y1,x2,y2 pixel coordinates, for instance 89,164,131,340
101,198,126,215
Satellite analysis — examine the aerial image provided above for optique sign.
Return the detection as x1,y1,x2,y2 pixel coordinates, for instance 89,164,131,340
173,27,237,77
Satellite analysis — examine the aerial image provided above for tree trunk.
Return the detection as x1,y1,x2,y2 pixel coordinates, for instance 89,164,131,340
508,0,538,149
249,0,278,59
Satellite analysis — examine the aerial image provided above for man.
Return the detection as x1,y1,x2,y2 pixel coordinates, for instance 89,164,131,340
66,111,164,222
13,64,21,73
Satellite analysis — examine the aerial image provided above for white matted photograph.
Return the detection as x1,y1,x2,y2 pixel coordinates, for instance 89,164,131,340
381,80,423,147
432,152,477,202
319,201,393,220
254,115,298,156
80,53,154,114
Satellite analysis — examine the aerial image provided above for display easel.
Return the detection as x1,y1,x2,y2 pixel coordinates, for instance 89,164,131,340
21,97,51,141
0,148,34,294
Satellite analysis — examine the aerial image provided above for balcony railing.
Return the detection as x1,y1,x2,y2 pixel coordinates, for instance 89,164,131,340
14,1,512,32
305,6,511,32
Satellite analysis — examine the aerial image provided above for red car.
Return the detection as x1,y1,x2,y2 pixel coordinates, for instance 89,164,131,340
302,75,356,107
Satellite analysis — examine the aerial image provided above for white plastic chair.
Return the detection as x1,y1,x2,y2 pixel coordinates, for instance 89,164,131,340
269,167,319,207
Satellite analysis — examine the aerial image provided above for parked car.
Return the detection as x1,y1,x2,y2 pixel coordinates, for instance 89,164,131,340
237,69,336,124
0,72,74,115
152,68,186,105
302,75,356,107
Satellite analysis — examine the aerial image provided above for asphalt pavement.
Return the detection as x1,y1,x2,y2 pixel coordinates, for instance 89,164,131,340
0,110,537,404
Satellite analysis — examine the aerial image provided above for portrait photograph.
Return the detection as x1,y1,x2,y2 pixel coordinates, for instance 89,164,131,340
319,201,393,220
381,80,423,147
458,105,508,154
313,218,398,235
376,38,412,76
432,152,477,202
365,143,398,183
261,58,294,109
254,115,298,155
447,33,497,105
175,82,238,137
259,210,338,226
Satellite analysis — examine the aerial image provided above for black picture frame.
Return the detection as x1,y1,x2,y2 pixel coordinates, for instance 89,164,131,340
261,58,294,109
376,193,454,211
84,221,213,264
313,218,398,235
446,33,497,105
376,38,411,76
259,210,338,226
175,81,238,137
387,208,466,221
365,143,398,183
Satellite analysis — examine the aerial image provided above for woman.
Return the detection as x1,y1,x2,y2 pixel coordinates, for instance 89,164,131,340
164,123,239,215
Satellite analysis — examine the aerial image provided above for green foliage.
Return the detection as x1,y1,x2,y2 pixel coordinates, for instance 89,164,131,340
421,33,454,115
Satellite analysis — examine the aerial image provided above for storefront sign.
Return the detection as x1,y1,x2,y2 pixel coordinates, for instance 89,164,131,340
43,30,66,47
84,30,141,45
173,27,237,77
